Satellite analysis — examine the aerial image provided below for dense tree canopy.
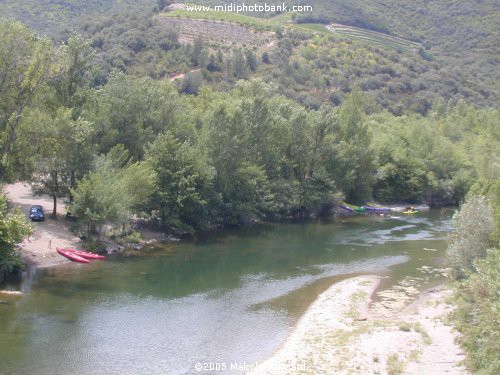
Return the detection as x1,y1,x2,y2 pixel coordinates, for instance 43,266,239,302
0,15,498,251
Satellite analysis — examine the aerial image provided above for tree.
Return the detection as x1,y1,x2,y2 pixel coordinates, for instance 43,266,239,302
85,73,181,160
180,72,203,95
216,49,224,64
25,108,94,216
245,49,258,72
147,133,214,230
0,20,52,177
0,194,32,282
190,37,205,67
5,32,97,211
51,34,96,120
70,151,156,239
452,248,500,374
156,0,171,12
334,89,375,202
232,50,247,79
262,51,271,64
206,53,220,72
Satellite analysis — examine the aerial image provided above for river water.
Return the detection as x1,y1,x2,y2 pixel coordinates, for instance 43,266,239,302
0,210,452,374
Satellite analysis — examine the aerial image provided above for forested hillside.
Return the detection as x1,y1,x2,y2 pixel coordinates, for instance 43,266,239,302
0,0,157,34
1,18,498,235
302,0,499,105
186,0,499,107
1,0,497,111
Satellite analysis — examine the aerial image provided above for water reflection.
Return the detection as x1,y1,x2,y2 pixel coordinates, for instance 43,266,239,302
0,210,452,374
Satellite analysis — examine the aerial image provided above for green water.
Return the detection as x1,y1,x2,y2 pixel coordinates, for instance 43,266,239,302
0,210,453,374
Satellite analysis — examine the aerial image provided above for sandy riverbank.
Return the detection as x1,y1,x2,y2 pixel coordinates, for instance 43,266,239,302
4,182,80,268
3,183,178,270
250,275,468,375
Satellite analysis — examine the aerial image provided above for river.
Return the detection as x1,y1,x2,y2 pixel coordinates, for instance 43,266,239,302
0,209,453,374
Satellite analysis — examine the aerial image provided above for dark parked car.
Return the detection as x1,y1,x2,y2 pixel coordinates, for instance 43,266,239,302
29,205,45,221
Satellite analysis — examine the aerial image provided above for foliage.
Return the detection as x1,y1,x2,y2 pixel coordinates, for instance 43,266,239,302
369,103,500,205
258,31,492,114
70,149,156,238
0,19,52,178
9,32,98,214
0,17,498,234
334,89,374,202
75,11,181,80
147,132,214,230
452,248,500,374
0,194,32,282
0,0,157,36
292,0,499,105
446,195,495,279
161,6,279,31
83,73,184,160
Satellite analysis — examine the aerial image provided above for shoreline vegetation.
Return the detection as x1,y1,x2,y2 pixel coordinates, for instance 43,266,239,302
250,275,467,375
4,180,430,271
0,15,497,282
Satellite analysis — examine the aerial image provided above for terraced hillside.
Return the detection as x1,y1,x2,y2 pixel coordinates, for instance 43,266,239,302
161,3,280,30
156,16,273,46
161,5,421,55
326,24,421,53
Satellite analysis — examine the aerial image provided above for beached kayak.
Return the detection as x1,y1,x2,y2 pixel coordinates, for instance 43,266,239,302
339,204,354,212
63,248,105,260
363,205,392,213
403,210,419,214
57,248,90,263
340,202,366,213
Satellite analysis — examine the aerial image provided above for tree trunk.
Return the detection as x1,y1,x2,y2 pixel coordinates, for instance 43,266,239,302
69,170,76,204
53,194,57,217
52,171,58,217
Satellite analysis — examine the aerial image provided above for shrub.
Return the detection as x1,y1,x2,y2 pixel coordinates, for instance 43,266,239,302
453,249,500,374
446,195,494,279
0,194,32,282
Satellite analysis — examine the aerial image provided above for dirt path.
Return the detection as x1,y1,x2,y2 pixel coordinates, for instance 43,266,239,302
168,68,201,81
250,276,468,374
4,183,81,268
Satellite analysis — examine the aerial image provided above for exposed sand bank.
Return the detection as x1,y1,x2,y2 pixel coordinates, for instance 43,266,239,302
4,182,81,268
250,276,467,374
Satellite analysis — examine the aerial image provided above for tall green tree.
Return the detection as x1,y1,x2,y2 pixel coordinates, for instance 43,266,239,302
147,132,214,230
85,73,182,160
334,89,375,202
51,34,96,119
24,108,94,216
0,19,52,177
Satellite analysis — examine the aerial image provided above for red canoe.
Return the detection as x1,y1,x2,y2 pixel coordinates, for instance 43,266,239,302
61,248,106,260
57,248,90,263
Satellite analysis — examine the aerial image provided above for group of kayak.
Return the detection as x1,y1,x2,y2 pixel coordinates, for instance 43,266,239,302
57,248,105,263
339,203,420,215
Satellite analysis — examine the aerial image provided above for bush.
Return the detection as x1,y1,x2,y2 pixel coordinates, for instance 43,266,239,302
0,194,32,282
446,195,494,279
452,248,500,374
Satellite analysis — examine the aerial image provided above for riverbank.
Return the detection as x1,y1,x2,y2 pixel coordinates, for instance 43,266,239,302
2,183,167,270
4,183,77,268
250,275,468,375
